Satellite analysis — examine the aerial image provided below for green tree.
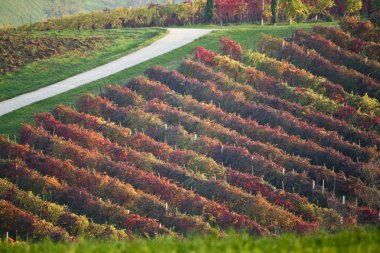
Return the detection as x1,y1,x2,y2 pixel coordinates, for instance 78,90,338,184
370,0,380,25
309,0,335,20
271,0,279,24
373,0,380,11
281,0,309,23
204,0,214,23
342,0,362,15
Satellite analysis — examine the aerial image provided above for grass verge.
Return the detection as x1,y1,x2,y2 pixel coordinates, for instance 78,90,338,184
0,228,379,253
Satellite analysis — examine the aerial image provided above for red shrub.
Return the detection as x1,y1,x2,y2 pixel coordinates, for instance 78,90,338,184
219,37,242,61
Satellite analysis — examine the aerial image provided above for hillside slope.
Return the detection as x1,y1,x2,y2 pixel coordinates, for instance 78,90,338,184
0,0,46,27
0,0,175,26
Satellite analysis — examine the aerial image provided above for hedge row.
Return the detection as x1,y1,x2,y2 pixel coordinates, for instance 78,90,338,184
33,112,314,234
179,59,378,160
0,178,129,240
145,66,371,181
90,89,373,225
1,133,196,236
259,35,380,99
78,92,378,229
195,46,380,149
0,155,167,237
117,76,379,210
242,51,380,128
312,25,380,62
0,199,71,242
53,104,325,225
101,84,380,225
340,16,380,43
30,112,278,235
293,30,380,82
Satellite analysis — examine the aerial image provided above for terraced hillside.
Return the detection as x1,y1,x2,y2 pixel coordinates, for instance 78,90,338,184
0,0,172,26
0,24,379,242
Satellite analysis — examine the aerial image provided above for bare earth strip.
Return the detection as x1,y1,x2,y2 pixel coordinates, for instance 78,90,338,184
0,28,213,117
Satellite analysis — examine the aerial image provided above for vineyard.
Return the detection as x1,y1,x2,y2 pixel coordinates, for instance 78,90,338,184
0,19,379,246
0,31,103,74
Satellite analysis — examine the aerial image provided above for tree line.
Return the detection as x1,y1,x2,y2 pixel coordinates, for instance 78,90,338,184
12,0,378,31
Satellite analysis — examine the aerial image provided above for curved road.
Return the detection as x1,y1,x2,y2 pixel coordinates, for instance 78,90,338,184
0,28,213,117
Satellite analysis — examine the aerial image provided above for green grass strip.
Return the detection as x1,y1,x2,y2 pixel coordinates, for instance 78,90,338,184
0,227,378,253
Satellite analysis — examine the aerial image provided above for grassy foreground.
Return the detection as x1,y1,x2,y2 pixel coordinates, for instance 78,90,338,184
0,21,336,137
0,28,166,101
1,228,379,253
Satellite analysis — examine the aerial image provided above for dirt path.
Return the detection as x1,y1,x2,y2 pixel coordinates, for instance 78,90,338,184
0,28,213,116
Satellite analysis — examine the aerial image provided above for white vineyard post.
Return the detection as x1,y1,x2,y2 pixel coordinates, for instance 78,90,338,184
333,177,336,198
261,0,264,26
322,179,325,195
